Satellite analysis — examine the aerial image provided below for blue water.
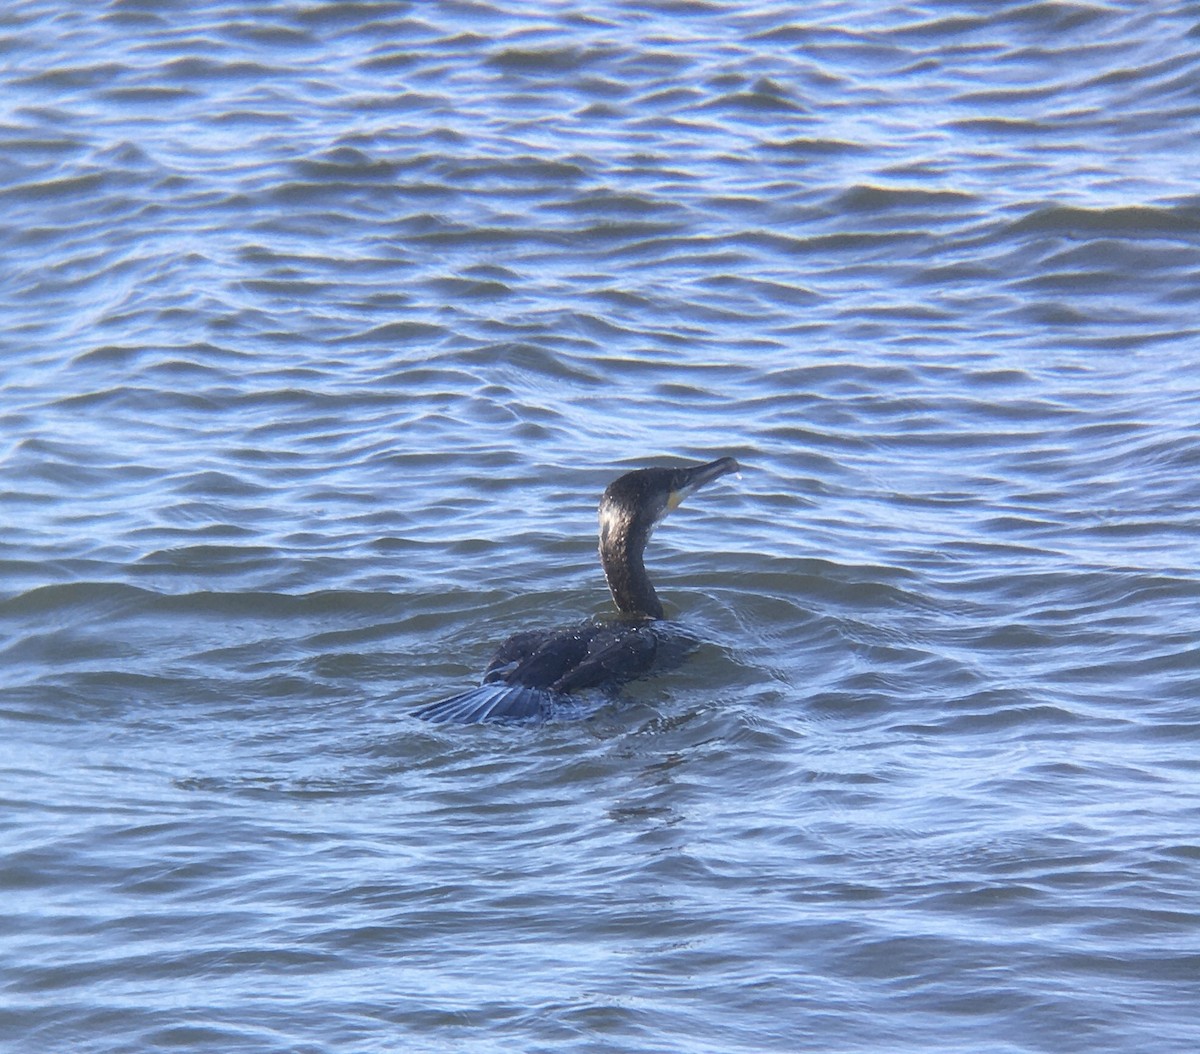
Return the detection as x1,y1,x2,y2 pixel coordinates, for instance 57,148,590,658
3,2,1200,1052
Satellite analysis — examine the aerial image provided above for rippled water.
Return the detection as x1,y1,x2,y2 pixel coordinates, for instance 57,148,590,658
3,2,1200,1052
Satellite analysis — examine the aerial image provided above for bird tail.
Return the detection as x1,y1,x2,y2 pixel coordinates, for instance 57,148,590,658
411,683,560,724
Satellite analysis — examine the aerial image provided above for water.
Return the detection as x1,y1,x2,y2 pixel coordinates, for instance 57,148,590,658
3,1,1200,1051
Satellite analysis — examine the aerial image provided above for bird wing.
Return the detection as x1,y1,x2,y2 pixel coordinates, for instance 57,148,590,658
551,623,659,694
481,628,560,683
411,683,559,724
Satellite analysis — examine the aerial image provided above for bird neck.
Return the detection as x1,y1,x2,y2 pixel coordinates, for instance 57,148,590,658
602,541,663,619
599,517,663,620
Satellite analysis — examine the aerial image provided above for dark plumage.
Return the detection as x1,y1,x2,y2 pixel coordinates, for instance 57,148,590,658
413,457,739,724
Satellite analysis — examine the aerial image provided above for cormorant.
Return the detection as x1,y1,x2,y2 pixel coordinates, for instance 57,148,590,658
413,456,739,724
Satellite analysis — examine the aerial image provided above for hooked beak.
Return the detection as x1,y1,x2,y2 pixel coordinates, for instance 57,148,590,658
666,456,740,511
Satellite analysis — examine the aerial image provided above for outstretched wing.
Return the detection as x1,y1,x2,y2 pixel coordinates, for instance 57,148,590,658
411,683,560,724
415,619,697,724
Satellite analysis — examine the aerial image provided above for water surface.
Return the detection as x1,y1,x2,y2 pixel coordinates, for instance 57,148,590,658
3,2,1200,1052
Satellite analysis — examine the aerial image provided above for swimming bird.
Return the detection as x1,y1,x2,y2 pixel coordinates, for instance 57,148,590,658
413,457,739,724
